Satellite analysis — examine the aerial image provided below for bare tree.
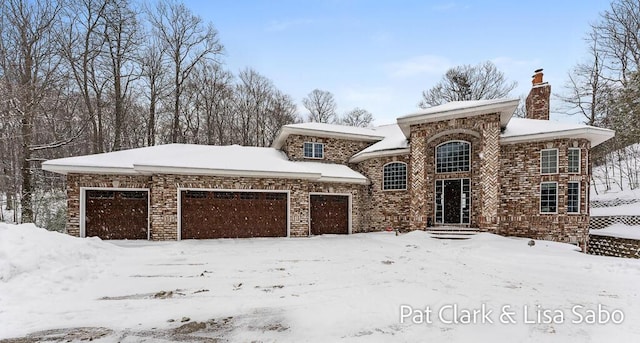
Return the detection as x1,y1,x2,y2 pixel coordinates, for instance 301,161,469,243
418,61,517,108
191,61,234,145
0,0,62,222
339,107,373,127
59,0,109,153
559,34,611,126
139,38,166,146
234,68,275,146
302,89,337,123
102,0,140,151
592,0,640,87
147,0,223,143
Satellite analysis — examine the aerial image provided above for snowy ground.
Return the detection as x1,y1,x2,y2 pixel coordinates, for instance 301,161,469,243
1,224,640,342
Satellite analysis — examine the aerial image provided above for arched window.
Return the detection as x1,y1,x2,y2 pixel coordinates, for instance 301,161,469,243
436,141,470,173
383,162,407,190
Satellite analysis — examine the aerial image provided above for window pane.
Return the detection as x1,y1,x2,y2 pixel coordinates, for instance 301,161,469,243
435,180,443,223
541,149,558,174
567,182,580,213
540,182,557,213
383,162,407,190
314,143,324,158
568,149,580,173
303,143,313,158
436,141,470,173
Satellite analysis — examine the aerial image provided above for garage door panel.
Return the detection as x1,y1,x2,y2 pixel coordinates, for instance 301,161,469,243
85,190,148,240
310,194,349,235
181,191,288,239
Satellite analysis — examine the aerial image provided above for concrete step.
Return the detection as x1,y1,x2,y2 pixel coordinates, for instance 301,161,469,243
425,227,480,240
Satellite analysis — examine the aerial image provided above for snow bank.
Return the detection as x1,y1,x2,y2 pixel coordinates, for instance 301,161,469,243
590,224,640,240
0,223,119,283
590,202,640,216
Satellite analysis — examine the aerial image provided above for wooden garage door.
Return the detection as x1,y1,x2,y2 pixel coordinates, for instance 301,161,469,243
310,194,349,235
180,191,288,239
85,190,148,240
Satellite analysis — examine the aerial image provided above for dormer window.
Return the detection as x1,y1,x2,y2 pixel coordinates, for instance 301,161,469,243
303,142,324,159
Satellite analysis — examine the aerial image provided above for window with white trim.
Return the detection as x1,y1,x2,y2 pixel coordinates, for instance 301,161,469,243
541,149,558,174
568,148,580,173
436,141,470,173
567,182,580,213
540,182,558,213
382,162,407,190
303,142,324,159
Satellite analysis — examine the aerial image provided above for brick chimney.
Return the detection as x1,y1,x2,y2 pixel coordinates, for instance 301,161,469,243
525,69,551,120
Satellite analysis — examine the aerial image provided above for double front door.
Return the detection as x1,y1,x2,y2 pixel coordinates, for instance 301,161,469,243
435,179,470,224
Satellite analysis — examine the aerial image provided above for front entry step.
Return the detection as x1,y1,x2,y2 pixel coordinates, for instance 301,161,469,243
425,227,480,240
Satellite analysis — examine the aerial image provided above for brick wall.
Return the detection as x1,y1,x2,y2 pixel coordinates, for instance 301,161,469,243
65,174,152,236
354,154,411,231
66,173,366,240
588,234,640,258
498,139,591,248
407,113,502,231
283,134,375,164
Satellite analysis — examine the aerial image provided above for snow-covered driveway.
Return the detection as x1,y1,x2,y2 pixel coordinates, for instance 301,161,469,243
1,223,639,342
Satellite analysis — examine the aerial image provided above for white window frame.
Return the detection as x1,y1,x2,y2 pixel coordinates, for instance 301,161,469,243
382,162,407,191
540,148,559,175
435,140,471,174
540,182,558,214
567,181,581,214
303,142,324,159
568,148,581,174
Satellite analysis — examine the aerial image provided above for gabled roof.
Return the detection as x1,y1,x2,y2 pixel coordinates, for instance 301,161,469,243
349,124,409,163
502,118,614,147
42,144,369,184
272,122,384,149
396,98,520,137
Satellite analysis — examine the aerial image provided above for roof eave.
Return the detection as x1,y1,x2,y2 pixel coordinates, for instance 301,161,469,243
349,148,411,163
397,99,520,137
272,126,384,149
318,176,370,185
132,164,322,180
41,164,142,175
500,127,615,147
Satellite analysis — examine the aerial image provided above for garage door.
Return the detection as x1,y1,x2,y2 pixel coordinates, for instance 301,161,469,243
310,194,349,235
180,190,288,239
85,190,148,240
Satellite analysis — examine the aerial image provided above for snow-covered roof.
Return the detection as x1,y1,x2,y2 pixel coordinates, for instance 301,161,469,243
397,98,520,136
350,124,409,163
502,118,614,147
42,144,369,184
272,122,384,149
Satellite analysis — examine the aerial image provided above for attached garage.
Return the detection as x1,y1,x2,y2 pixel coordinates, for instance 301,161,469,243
84,189,149,240
180,190,289,239
310,194,350,235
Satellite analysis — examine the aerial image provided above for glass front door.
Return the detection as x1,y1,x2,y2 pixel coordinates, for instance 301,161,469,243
435,179,470,224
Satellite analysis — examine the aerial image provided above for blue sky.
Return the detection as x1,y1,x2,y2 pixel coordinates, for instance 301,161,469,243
183,0,611,125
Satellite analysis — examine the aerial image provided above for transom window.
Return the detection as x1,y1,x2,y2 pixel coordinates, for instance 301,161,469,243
541,149,558,174
436,141,471,173
567,182,580,213
568,148,580,173
540,182,558,213
383,162,407,190
303,142,324,159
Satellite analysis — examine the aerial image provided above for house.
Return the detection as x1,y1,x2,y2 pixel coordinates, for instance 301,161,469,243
42,70,614,249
